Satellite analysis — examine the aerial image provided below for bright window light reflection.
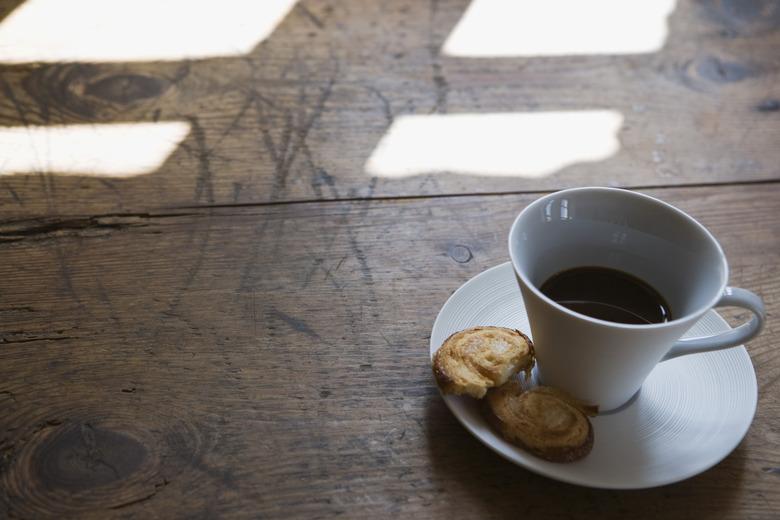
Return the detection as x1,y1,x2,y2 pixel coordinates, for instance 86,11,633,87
0,122,190,177
365,111,623,178
443,0,676,57
0,0,298,63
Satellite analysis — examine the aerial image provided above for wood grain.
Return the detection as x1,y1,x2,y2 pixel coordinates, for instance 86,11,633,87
0,0,779,215
1,185,778,518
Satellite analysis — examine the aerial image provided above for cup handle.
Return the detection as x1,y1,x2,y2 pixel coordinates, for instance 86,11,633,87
662,287,765,362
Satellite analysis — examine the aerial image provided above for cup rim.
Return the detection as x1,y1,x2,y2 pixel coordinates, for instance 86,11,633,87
508,187,729,330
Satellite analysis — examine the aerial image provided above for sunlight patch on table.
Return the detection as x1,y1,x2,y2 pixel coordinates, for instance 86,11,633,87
0,0,298,63
443,0,676,57
0,122,190,177
365,111,623,178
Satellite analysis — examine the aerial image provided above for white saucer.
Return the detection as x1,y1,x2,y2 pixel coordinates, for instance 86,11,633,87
430,262,757,489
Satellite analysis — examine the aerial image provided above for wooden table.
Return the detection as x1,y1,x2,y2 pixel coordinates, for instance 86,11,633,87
1,1,778,518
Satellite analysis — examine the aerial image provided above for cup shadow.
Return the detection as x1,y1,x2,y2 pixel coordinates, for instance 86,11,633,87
424,393,747,519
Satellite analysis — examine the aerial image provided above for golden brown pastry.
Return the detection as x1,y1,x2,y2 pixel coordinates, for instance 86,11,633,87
433,326,534,399
486,382,597,462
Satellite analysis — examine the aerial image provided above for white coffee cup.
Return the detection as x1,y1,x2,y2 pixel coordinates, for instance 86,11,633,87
508,187,765,411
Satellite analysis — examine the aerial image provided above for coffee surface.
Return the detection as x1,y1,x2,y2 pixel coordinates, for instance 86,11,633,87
540,267,671,325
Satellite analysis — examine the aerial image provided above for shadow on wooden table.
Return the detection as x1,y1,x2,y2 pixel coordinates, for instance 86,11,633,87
424,393,746,518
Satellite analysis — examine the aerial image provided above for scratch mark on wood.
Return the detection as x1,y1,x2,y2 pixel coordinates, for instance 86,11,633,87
0,74,31,126
238,219,271,292
143,216,213,353
323,254,347,285
4,184,22,206
349,235,373,288
303,143,338,199
253,96,287,198
171,62,191,84
232,182,243,203
269,309,321,339
187,116,215,204
98,178,124,210
297,3,324,29
251,292,258,337
277,110,295,180
1,73,56,211
366,86,394,125
263,74,336,201
165,220,210,314
314,167,335,191
431,64,448,113
301,253,346,290
428,0,448,113
240,65,339,291
287,77,336,183
208,93,255,155
345,177,377,282
379,331,395,347
96,279,121,326
53,243,80,304
344,178,380,326
302,258,324,288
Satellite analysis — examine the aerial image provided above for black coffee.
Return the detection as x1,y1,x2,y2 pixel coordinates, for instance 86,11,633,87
540,267,671,325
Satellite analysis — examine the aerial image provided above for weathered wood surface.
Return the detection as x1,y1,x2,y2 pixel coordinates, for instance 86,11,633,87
1,185,778,518
1,0,780,215
1,0,780,517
